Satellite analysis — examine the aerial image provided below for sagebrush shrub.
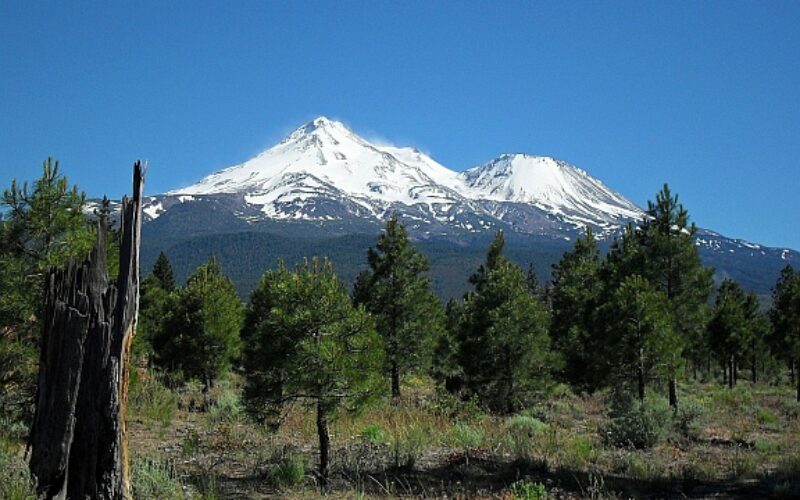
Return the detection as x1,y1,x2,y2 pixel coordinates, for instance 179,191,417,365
673,397,707,441
208,388,244,425
604,395,671,449
506,415,549,462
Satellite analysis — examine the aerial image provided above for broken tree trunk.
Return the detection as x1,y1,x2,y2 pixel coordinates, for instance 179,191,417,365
29,162,144,500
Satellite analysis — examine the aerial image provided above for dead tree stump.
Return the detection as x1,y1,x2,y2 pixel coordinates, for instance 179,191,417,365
29,162,144,500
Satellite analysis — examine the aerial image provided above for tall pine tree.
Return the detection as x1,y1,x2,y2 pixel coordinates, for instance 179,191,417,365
604,275,675,401
457,231,555,412
609,185,714,408
639,185,713,407
770,265,800,400
0,159,93,426
153,257,243,404
353,215,444,399
152,251,176,291
550,227,603,391
707,279,749,388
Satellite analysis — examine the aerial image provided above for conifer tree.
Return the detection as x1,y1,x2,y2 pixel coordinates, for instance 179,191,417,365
0,159,93,425
136,275,171,360
602,186,712,407
2,158,94,271
242,259,384,483
770,265,800,400
430,297,465,393
742,292,771,384
708,279,749,388
457,231,555,412
153,257,243,403
152,250,176,291
605,275,675,401
354,215,444,398
638,185,714,407
550,227,603,390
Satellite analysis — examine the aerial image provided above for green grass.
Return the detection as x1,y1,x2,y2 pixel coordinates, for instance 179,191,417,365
269,454,305,488
130,372,179,430
0,444,36,500
509,479,548,499
359,424,385,444
130,457,185,500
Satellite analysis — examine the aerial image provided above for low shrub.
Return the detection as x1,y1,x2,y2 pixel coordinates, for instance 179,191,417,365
130,457,184,500
269,454,305,488
432,391,484,423
754,439,782,455
192,475,219,500
673,397,707,441
208,388,244,425
389,425,427,470
727,449,758,479
604,395,671,449
181,428,202,457
449,422,484,463
360,424,385,444
779,398,800,420
755,406,779,428
765,456,800,498
506,415,548,462
564,435,596,468
509,479,547,499
130,372,179,429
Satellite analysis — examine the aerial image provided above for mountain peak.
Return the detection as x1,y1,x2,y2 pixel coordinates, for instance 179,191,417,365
168,116,642,230
497,153,557,163
300,115,347,133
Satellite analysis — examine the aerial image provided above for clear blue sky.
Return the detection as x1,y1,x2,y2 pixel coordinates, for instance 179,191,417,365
1,1,798,249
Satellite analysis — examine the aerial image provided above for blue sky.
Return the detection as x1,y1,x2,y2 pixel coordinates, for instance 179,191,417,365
1,1,798,249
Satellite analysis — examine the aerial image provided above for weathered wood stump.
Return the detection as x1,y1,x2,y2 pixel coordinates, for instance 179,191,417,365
29,163,144,500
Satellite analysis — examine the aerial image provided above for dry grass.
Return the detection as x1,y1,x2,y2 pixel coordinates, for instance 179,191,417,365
125,374,800,499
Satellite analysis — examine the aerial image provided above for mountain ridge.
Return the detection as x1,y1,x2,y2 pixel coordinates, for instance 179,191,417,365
85,116,797,297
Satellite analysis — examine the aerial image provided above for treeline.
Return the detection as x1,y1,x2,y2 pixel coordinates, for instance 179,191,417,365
2,160,800,485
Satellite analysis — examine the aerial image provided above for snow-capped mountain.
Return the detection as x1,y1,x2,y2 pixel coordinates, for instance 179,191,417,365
159,116,643,237
88,115,794,298
460,154,642,227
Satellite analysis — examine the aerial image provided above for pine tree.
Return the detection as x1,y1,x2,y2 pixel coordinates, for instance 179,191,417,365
241,259,384,483
605,275,675,401
153,257,243,403
620,185,713,408
2,158,93,271
136,274,171,360
0,159,93,426
708,279,749,388
430,297,465,393
742,292,771,384
457,232,555,412
469,230,506,291
770,265,800,400
550,227,603,390
354,215,444,398
152,250,176,291
595,185,712,408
